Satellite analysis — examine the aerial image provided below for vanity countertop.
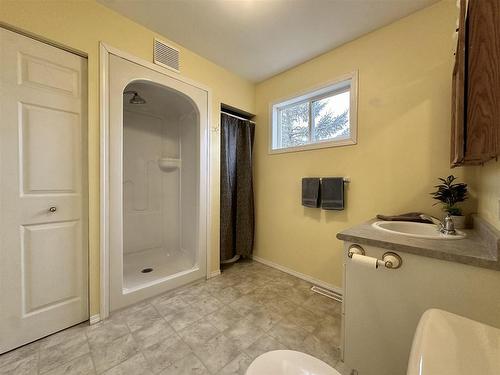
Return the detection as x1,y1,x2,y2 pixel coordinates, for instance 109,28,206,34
336,215,500,271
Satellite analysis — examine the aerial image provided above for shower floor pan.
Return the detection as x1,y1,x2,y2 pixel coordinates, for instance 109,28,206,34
123,247,195,291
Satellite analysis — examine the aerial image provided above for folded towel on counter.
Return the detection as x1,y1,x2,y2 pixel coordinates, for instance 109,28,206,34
321,177,344,210
376,212,432,223
302,178,321,208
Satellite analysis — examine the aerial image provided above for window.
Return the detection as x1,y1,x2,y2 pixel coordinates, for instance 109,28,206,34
270,72,357,153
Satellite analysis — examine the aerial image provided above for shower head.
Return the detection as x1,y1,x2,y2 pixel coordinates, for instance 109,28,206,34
124,90,146,105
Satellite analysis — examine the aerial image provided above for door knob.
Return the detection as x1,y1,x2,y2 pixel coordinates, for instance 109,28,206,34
48,206,57,213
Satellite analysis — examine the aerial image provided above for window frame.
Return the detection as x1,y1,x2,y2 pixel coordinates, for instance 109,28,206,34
269,71,358,154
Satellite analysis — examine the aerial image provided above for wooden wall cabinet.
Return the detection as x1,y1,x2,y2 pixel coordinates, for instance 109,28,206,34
451,0,500,167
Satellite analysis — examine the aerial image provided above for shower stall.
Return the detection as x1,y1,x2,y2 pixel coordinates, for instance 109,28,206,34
103,49,209,312
122,81,199,289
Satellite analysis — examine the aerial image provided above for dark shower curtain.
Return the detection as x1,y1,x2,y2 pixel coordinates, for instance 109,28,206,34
220,112,255,263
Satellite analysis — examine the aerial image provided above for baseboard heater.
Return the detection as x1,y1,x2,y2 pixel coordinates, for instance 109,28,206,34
311,285,343,303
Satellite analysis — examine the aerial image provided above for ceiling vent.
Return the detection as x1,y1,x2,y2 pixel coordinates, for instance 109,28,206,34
153,38,180,72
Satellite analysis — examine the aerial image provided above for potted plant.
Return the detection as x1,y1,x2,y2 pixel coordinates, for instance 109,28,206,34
430,175,468,229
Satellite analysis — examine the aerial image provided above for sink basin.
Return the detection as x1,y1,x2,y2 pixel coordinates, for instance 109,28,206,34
408,309,500,375
372,221,466,240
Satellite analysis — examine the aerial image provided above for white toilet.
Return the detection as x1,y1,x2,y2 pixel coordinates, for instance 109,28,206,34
247,309,500,375
246,350,340,375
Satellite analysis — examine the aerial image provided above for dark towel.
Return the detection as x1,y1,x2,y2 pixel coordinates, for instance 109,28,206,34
321,177,344,210
302,178,320,208
376,212,432,223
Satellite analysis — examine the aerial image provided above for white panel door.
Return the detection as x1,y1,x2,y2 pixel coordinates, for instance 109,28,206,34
0,28,88,354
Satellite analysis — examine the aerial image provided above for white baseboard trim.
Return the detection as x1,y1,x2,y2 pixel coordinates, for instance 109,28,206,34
89,314,101,325
252,255,343,297
208,269,221,279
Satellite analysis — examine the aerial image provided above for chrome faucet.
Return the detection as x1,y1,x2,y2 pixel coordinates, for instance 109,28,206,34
419,214,457,235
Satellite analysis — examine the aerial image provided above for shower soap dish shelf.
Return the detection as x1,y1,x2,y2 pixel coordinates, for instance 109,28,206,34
158,157,181,172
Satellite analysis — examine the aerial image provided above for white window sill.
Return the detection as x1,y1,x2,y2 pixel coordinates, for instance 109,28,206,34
268,136,357,155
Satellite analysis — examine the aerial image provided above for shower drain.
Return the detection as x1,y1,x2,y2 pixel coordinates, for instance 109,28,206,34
141,267,153,273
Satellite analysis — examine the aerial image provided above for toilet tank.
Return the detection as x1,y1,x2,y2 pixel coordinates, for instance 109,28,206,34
407,309,500,375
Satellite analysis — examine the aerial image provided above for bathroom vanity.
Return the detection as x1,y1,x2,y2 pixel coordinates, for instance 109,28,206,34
337,216,500,375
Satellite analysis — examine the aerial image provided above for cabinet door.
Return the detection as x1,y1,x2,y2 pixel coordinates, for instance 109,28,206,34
464,0,500,164
450,0,467,167
343,242,500,375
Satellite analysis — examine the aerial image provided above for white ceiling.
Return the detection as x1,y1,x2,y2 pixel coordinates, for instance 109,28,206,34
99,0,440,82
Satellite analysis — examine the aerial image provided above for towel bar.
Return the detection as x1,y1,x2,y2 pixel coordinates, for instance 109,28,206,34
319,177,350,183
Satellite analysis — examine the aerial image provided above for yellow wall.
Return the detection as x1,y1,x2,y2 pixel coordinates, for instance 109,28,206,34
0,0,255,316
253,1,466,288
476,163,500,230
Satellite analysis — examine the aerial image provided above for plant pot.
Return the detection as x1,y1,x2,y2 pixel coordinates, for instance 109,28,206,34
451,215,466,229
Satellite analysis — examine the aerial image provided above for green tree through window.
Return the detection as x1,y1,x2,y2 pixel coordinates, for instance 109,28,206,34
279,93,349,148
271,75,356,152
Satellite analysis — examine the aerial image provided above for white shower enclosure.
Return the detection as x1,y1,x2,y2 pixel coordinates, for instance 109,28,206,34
101,46,210,313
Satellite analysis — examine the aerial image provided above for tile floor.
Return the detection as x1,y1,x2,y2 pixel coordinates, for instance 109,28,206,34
0,260,346,375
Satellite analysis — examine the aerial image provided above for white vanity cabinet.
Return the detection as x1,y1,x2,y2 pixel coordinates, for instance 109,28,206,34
341,242,500,375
